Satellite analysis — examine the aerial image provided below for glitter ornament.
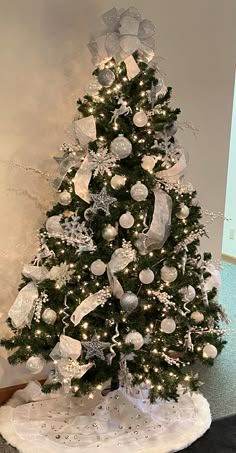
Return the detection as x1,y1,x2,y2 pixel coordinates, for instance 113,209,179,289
161,265,178,283
180,285,196,302
191,311,204,323
90,187,116,216
139,268,154,284
176,204,190,220
26,356,45,374
90,259,106,276
59,190,72,206
120,291,138,313
110,174,126,189
82,333,110,360
161,318,176,334
125,331,144,350
42,308,57,325
110,135,132,159
97,68,115,87
202,343,218,359
102,224,118,241
141,155,157,172
133,111,148,127
130,181,148,201
119,211,134,229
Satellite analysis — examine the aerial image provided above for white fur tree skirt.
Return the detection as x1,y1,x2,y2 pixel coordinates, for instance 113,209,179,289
0,382,211,453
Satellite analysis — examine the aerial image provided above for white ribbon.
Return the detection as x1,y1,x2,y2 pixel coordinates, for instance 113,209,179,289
74,116,96,147
156,154,187,183
8,282,38,329
71,287,111,326
59,335,82,360
136,188,172,255
107,241,136,298
88,7,155,74
22,264,48,282
124,55,140,80
73,155,93,203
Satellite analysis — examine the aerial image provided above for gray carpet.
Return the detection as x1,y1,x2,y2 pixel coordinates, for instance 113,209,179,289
0,261,235,452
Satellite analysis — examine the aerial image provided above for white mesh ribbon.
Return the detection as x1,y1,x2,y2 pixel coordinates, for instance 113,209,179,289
74,116,96,147
156,154,187,183
88,7,155,76
107,241,136,298
71,287,111,326
53,153,82,189
136,189,172,255
59,335,82,360
8,282,38,329
22,264,49,282
73,155,93,203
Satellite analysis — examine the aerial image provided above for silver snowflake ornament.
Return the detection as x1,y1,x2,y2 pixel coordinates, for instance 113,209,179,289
62,214,96,253
90,187,116,216
90,146,117,177
82,334,110,360
49,262,74,289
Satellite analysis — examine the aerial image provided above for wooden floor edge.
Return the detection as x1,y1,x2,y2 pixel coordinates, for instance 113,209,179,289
222,254,236,264
0,379,45,405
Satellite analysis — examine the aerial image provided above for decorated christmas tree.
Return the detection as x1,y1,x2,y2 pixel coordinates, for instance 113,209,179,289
2,7,226,403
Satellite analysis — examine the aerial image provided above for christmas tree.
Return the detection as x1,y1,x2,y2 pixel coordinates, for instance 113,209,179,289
2,7,226,402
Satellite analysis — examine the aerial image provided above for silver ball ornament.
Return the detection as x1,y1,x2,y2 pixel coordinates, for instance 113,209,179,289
110,135,132,159
59,190,72,206
97,68,115,87
120,291,138,313
90,259,106,276
191,311,204,323
139,268,154,284
141,155,157,172
161,265,178,283
110,174,126,189
202,343,218,359
26,356,45,374
161,318,176,334
176,204,190,219
102,224,118,241
119,211,134,229
42,308,57,325
130,181,148,201
133,111,148,127
180,285,196,302
125,331,144,350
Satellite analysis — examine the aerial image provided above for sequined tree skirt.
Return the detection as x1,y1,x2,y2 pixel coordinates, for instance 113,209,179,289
0,384,211,453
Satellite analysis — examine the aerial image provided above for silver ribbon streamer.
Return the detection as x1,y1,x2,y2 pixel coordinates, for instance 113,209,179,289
88,7,155,72
107,323,120,365
71,287,111,326
136,188,172,255
8,282,38,329
184,330,194,352
62,295,70,334
107,241,136,298
200,272,209,307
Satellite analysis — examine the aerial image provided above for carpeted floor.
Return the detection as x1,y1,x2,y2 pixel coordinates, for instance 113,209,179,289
0,261,235,452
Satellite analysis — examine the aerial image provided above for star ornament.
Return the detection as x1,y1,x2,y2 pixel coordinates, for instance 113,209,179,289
82,334,111,360
90,187,116,216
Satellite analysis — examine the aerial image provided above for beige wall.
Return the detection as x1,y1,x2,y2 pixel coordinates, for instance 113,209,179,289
0,0,235,385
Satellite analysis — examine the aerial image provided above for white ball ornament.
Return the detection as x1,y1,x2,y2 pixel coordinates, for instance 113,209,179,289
46,215,63,237
90,259,106,276
102,224,118,241
120,292,138,313
161,318,176,334
58,190,72,206
133,111,148,127
111,174,126,190
161,265,178,283
141,155,157,172
26,356,45,374
202,343,218,359
191,311,204,323
180,285,196,302
119,211,134,229
97,68,115,87
130,181,148,201
139,268,154,284
42,308,57,325
110,135,132,159
125,331,144,350
176,203,190,220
